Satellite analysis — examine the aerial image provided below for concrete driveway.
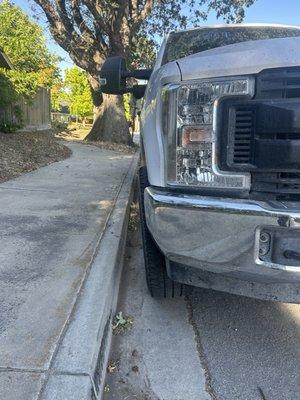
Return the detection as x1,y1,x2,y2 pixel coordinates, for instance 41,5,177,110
0,142,136,399
105,225,300,400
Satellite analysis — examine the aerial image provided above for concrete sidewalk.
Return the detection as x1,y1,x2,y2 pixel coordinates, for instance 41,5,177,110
0,142,138,400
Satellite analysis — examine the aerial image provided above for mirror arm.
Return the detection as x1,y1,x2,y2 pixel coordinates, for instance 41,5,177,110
122,69,153,80
130,84,147,99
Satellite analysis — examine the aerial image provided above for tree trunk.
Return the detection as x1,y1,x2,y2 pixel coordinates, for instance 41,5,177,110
85,94,132,144
85,75,132,145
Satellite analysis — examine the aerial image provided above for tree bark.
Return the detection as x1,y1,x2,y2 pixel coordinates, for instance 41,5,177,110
85,93,132,144
87,74,103,120
85,74,132,145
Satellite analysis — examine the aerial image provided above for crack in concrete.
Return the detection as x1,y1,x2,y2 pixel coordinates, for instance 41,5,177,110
185,294,219,400
258,386,267,400
0,367,46,374
52,371,90,377
0,187,58,193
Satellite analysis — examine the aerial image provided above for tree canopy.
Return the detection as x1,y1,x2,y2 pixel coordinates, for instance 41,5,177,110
32,0,255,69
64,67,93,118
0,0,58,101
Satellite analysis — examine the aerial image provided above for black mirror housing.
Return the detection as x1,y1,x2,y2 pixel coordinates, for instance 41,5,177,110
100,56,128,95
100,56,152,98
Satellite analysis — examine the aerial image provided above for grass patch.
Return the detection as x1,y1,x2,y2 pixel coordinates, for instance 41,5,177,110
112,311,134,335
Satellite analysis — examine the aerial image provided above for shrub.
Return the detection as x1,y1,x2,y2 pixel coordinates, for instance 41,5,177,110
52,119,68,133
123,93,132,124
0,120,22,133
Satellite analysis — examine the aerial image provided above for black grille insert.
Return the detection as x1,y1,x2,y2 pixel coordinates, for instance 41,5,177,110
252,172,300,199
232,108,255,164
253,67,300,199
220,66,300,199
256,67,300,99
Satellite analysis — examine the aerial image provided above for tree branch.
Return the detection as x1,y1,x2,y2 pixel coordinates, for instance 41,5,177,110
129,0,154,35
34,0,58,25
82,0,109,35
70,1,96,41
139,0,154,22
33,0,100,73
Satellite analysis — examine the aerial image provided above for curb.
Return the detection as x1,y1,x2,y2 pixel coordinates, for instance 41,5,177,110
41,151,139,400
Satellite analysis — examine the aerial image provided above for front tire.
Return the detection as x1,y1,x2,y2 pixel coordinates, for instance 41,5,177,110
138,166,182,298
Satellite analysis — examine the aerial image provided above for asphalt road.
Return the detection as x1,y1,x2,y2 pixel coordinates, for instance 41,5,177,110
105,220,300,400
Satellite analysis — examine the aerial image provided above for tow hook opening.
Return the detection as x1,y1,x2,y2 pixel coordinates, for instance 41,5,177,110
258,226,300,267
283,250,300,261
259,232,271,256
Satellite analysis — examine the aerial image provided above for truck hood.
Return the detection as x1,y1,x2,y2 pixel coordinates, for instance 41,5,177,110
177,37,300,80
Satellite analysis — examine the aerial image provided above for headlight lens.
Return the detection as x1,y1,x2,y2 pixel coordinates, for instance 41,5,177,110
164,77,254,188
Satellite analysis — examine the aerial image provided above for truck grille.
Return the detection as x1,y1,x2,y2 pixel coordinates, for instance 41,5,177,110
253,67,300,199
229,67,300,199
256,66,300,99
232,108,255,164
252,172,300,199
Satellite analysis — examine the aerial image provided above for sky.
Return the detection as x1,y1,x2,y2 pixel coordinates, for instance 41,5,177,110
13,0,300,73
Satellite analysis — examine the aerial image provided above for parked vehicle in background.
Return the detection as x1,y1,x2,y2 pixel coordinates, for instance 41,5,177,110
101,24,300,303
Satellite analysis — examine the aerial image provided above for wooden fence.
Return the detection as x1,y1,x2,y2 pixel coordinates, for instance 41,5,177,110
0,88,51,131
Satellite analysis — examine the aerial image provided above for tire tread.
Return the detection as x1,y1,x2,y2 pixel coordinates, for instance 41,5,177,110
138,166,182,298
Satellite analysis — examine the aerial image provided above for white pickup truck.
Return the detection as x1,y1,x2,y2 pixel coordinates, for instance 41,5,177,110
101,24,300,303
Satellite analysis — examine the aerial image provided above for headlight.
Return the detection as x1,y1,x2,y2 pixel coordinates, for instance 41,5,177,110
163,77,254,189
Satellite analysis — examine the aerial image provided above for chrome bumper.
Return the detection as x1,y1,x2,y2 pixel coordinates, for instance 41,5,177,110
144,187,300,293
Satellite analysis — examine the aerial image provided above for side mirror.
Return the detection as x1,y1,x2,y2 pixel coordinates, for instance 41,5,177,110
100,56,152,98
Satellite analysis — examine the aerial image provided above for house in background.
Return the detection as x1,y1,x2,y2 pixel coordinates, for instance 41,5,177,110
0,48,13,69
0,48,51,132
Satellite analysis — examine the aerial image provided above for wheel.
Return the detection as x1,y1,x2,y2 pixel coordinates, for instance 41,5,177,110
138,166,182,298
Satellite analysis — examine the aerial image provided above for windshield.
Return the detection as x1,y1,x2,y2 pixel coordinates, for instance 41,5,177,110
162,26,300,65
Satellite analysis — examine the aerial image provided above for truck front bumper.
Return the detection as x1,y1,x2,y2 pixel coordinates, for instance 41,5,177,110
144,187,300,303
